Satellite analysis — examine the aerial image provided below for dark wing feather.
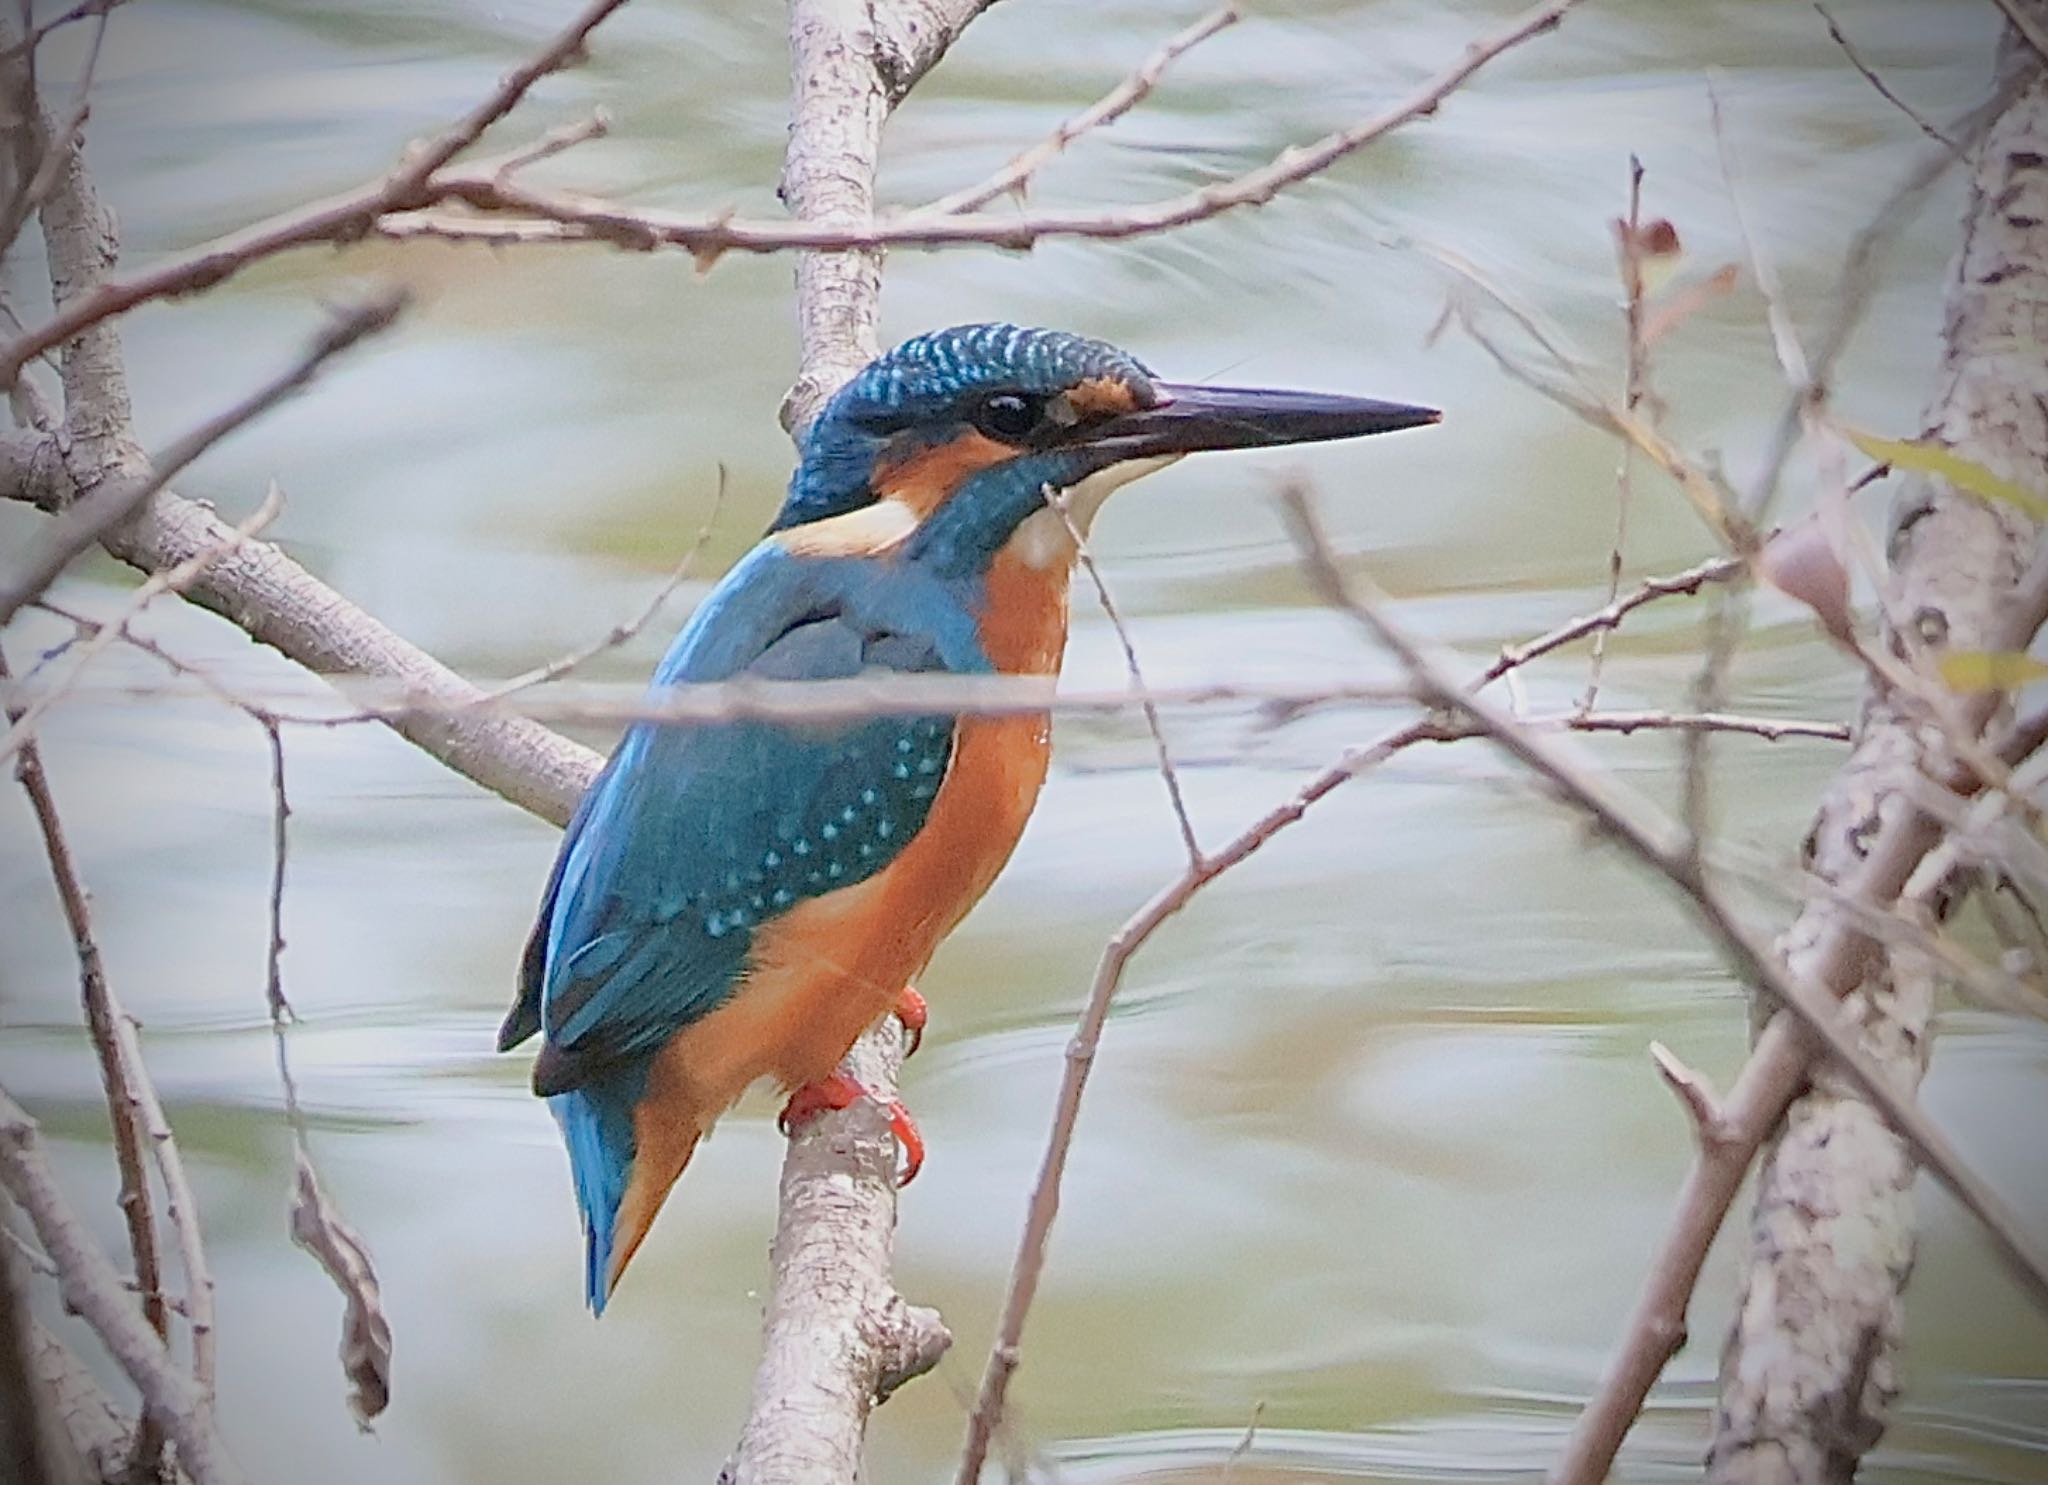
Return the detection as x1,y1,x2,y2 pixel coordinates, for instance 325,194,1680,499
515,556,975,1095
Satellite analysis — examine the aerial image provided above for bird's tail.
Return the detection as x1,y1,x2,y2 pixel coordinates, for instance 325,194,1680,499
550,1062,706,1315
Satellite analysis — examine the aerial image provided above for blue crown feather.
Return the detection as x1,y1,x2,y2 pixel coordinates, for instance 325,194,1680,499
776,324,1154,530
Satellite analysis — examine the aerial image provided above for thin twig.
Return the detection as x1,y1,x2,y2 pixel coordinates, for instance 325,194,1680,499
256,716,393,1424
0,0,629,390
0,0,131,61
0,653,1857,748
0,293,400,627
1581,156,1647,712
1481,552,1747,687
1047,488,1202,868
0,484,282,765
920,5,1240,216
0,638,170,1477
1,0,1582,391
486,465,726,698
1813,2,1962,155
1276,486,2048,1479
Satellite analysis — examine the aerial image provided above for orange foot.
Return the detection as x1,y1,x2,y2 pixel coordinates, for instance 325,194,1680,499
777,1071,926,1187
894,984,928,1056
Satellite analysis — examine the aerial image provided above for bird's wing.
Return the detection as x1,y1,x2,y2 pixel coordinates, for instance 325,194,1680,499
502,549,982,1095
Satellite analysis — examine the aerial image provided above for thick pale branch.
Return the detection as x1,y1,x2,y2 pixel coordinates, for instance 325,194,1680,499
723,2,991,1479
1710,11,2048,1481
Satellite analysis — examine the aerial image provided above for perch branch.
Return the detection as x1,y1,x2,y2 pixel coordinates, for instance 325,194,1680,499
725,2,997,1479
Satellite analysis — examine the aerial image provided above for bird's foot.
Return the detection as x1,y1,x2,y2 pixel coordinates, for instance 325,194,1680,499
893,984,928,1056
777,1072,926,1187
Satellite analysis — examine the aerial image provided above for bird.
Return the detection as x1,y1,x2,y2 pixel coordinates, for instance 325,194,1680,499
498,323,1438,1312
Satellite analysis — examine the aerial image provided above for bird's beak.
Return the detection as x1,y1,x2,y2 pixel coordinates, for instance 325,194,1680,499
1074,382,1441,461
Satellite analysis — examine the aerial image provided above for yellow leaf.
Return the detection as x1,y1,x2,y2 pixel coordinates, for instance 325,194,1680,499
1842,428,2048,520
1938,650,2048,693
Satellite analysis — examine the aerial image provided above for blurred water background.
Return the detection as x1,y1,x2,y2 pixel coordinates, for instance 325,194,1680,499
2,0,2044,1480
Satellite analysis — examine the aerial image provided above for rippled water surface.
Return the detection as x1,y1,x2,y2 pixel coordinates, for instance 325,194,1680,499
3,1,2045,1481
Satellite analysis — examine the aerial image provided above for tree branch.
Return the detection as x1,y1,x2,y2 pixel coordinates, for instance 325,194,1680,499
0,290,403,628
1710,9,2048,1479
721,2,994,1479
0,0,629,392
0,1088,245,1485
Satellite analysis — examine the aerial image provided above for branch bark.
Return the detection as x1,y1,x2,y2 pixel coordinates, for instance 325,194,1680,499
1708,11,2048,1482
722,4,995,1479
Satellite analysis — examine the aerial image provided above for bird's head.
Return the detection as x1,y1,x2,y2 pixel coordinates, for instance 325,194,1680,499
775,323,1437,574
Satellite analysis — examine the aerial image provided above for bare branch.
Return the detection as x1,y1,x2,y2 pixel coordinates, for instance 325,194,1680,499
1,638,174,1478
0,1087,246,1485
1,1169,61,1485
1048,488,1202,867
1711,18,2048,1478
0,291,402,627
725,2,997,1477
776,0,1003,431
1480,552,1747,687
486,465,726,699
1581,157,1650,711
1276,484,2048,1466
1991,0,2048,63
0,3,114,265
0,485,282,766
0,0,624,392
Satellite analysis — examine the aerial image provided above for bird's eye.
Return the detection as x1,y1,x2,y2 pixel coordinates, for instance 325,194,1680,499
973,392,1045,441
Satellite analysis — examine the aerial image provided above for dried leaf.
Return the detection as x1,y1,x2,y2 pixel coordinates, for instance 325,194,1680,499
1840,428,2048,520
291,1153,392,1427
1937,650,2048,693
1617,216,1686,294
1757,513,1853,644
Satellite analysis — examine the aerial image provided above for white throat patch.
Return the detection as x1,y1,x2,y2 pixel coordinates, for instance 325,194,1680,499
1010,454,1182,569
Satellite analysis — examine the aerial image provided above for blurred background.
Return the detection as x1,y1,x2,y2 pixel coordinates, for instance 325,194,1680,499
1,0,2043,1480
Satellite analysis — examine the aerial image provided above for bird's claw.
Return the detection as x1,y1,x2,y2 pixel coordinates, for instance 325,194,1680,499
777,1071,925,1187
893,984,928,1057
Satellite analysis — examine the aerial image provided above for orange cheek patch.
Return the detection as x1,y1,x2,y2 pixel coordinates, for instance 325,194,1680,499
1064,377,1140,419
877,429,1016,518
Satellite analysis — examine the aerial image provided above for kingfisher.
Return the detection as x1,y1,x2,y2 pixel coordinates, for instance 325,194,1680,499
499,323,1437,1312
